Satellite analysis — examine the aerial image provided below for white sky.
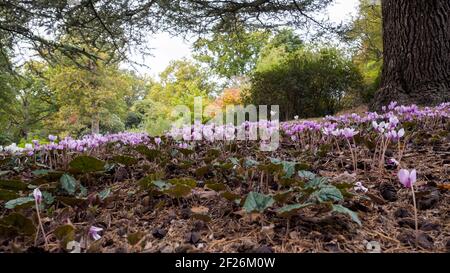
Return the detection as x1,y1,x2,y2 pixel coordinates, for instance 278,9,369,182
125,0,359,77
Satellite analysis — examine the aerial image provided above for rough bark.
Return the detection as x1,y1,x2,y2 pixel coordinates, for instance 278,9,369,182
372,0,450,110
91,111,100,135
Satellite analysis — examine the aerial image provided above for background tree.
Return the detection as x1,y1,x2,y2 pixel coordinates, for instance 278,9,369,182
0,62,57,143
246,44,362,120
345,0,382,103
0,1,333,67
134,60,216,135
193,24,269,80
372,0,450,109
46,57,134,136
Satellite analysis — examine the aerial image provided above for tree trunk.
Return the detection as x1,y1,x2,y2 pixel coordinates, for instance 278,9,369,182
372,0,450,110
91,112,100,135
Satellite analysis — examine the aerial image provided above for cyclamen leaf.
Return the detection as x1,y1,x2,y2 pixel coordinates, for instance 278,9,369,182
220,191,241,203
163,184,192,198
152,180,170,190
98,188,111,200
244,158,259,168
0,189,19,201
0,179,28,191
69,156,105,173
0,213,36,236
305,177,328,189
4,196,34,209
167,178,197,188
332,204,362,226
281,161,296,178
298,170,316,180
310,185,344,203
206,182,226,192
112,155,138,166
243,192,275,213
42,191,55,205
135,145,161,161
32,169,52,176
54,224,75,247
60,174,77,195
276,203,313,218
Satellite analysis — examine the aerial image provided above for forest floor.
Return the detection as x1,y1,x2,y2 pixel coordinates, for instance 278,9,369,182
1,137,449,253
0,105,449,253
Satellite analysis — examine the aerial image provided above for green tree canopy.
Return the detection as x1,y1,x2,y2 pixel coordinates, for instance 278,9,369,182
135,59,216,135
246,45,363,120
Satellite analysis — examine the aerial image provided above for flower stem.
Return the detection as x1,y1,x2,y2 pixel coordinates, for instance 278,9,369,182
35,200,49,249
411,185,419,247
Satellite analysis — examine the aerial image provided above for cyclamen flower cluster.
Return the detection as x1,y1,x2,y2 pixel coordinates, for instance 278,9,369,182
0,102,449,156
0,132,150,156
168,120,279,142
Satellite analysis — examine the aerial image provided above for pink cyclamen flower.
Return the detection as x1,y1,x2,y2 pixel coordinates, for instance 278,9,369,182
398,169,417,188
89,226,103,241
48,135,57,142
388,158,400,166
354,182,368,193
33,188,42,204
342,128,359,138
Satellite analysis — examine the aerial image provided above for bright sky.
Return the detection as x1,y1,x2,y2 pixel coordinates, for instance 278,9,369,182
125,0,359,77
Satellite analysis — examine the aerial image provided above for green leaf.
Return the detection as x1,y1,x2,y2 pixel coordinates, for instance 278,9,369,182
298,170,316,180
69,156,105,173
332,204,362,226
79,184,88,197
310,185,344,203
258,162,282,173
281,161,296,178
112,155,138,166
206,149,220,158
98,188,111,200
195,166,210,178
243,158,259,168
152,180,171,191
138,172,165,190
4,196,34,209
220,191,241,203
163,184,192,198
0,213,36,236
60,174,77,195
0,189,19,201
42,191,55,205
276,203,313,218
135,145,161,161
206,182,226,192
229,157,240,166
0,179,28,191
273,190,293,204
243,191,274,213
32,169,52,176
31,171,64,185
56,196,87,207
305,177,328,189
177,148,194,156
278,177,298,187
296,163,311,171
128,231,145,246
54,224,75,246
167,178,197,188
216,162,234,170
